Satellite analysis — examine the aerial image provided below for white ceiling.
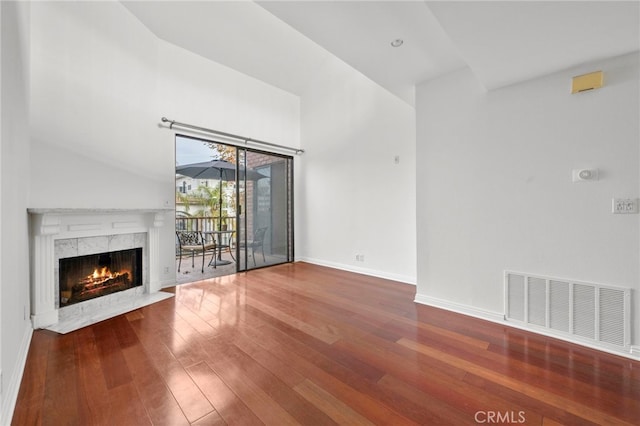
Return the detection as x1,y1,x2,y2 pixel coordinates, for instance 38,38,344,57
121,1,333,95
427,1,640,91
257,1,467,105
122,1,640,106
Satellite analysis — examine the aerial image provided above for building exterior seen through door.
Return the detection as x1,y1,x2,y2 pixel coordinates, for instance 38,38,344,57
175,135,293,277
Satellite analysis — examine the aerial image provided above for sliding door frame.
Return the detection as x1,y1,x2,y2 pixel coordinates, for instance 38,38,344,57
175,133,294,275
235,146,294,272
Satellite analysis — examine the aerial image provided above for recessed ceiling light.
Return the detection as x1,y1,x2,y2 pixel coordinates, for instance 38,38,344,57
390,39,404,47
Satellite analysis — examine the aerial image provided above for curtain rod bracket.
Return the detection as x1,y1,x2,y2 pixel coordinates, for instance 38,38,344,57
161,117,175,129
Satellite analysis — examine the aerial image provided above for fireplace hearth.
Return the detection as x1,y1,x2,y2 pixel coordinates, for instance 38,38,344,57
59,247,142,307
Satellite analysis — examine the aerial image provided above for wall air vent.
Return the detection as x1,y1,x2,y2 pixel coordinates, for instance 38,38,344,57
505,271,631,350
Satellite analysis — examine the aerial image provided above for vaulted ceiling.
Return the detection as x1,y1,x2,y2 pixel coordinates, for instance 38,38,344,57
122,1,640,106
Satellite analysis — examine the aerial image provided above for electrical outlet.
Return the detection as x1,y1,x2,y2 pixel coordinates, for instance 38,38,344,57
163,266,170,274
612,198,638,214
355,254,365,262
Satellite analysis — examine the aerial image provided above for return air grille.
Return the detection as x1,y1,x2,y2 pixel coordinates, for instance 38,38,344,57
549,280,570,333
574,284,596,340
527,277,546,327
505,272,631,349
507,274,525,321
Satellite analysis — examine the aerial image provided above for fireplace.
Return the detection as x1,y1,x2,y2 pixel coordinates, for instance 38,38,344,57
59,247,143,307
28,208,173,332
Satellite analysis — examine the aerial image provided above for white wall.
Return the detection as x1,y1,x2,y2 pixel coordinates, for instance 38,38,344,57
298,55,417,284
29,1,165,207
157,42,300,148
156,41,300,278
416,53,640,345
28,2,300,287
1,1,33,423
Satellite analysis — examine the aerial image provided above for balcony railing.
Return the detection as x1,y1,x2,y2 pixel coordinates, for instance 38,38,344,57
176,216,237,233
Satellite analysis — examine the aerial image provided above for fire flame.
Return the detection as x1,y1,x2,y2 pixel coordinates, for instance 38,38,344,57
92,267,112,280
68,264,133,301
83,267,124,285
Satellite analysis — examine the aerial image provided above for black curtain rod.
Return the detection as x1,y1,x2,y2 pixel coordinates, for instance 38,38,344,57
161,117,304,155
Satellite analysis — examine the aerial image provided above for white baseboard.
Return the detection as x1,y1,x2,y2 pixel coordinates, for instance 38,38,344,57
2,324,33,425
297,257,416,285
414,293,505,323
415,292,640,361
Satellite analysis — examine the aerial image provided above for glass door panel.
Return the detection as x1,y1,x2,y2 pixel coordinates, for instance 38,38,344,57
175,135,240,281
236,149,293,271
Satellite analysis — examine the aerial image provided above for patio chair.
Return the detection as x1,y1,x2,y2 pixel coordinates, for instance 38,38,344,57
176,231,217,273
239,227,267,266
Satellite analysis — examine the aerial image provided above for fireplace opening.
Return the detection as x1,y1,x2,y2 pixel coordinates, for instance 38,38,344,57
59,247,143,307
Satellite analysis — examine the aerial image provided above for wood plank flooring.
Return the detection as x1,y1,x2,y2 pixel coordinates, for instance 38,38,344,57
12,262,640,425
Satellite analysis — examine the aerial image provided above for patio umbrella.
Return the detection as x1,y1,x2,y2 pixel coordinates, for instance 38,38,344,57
175,159,266,229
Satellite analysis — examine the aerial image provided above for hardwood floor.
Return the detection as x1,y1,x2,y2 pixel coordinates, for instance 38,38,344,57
12,262,639,425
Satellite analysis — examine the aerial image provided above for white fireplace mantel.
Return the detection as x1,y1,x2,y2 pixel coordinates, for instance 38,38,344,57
28,208,172,331
28,208,168,233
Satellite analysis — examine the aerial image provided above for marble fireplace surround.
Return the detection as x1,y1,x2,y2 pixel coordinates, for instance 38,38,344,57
28,208,173,334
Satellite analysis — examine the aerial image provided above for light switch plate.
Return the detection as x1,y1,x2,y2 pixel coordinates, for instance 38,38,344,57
572,169,598,182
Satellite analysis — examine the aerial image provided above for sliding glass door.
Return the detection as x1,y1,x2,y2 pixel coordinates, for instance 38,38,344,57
175,134,293,278
236,148,294,271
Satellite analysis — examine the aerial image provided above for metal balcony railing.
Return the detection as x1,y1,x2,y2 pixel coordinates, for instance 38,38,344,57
175,216,236,233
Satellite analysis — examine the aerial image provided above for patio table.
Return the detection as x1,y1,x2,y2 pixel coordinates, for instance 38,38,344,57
204,230,236,266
